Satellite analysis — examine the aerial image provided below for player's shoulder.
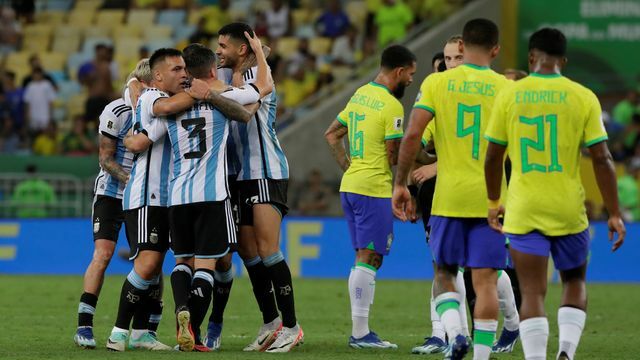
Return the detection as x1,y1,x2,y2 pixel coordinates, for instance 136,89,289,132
563,76,598,101
102,98,130,118
420,71,447,87
141,87,169,99
242,66,259,82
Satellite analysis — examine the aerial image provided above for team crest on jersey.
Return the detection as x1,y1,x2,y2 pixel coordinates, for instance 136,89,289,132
93,218,100,233
415,91,422,102
149,228,158,244
386,233,394,252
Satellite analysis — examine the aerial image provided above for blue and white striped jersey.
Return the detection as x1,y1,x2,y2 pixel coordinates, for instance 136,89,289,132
122,88,173,210
167,83,262,205
94,98,133,199
219,66,289,180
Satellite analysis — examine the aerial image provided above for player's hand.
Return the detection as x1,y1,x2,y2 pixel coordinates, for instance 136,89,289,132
187,78,210,100
412,164,436,185
392,186,413,221
487,205,504,233
607,214,625,251
244,31,263,54
129,79,144,109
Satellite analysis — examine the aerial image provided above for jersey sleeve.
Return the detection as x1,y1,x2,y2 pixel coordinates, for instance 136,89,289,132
220,84,260,105
413,74,437,116
140,91,169,142
336,105,349,126
123,87,132,107
384,100,404,140
582,91,608,147
484,90,509,146
421,120,435,147
98,105,121,139
143,116,168,143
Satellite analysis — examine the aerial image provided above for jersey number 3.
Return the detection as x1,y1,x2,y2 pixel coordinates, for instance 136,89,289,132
183,117,206,159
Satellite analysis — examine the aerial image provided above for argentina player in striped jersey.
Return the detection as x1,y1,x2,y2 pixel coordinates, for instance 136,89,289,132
216,23,302,353
73,61,140,349
120,43,268,352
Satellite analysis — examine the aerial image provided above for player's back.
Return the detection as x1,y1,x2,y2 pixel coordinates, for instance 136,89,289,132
338,82,404,198
486,74,607,235
416,64,509,217
95,98,133,199
167,101,230,205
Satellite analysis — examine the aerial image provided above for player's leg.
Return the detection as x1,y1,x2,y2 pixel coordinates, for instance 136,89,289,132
552,230,590,360
343,193,397,350
168,204,196,352
205,252,234,350
467,220,507,360
455,268,470,338
509,232,551,360
146,273,164,338
75,196,121,348
426,216,469,359
493,269,520,353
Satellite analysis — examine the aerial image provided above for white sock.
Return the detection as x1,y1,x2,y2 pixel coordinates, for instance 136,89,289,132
473,319,497,360
434,292,463,341
130,329,147,340
557,307,586,359
350,264,376,338
265,317,281,330
497,270,520,331
430,283,445,340
455,270,470,337
520,317,548,360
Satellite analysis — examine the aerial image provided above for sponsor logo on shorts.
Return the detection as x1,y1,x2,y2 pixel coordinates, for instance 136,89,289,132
93,218,100,233
150,228,158,244
248,195,259,205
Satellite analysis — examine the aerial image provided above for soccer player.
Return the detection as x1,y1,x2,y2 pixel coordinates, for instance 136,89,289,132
393,19,510,360
73,63,137,349
215,22,303,352
484,28,625,360
324,45,416,349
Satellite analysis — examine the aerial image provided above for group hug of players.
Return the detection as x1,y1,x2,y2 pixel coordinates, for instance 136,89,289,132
324,18,625,360
74,22,302,353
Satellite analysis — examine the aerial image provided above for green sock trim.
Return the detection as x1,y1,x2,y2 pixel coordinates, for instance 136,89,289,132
355,262,377,273
474,329,495,346
458,267,465,273
497,269,503,278
365,242,375,251
435,299,459,317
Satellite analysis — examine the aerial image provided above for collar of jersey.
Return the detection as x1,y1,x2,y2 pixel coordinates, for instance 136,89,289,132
369,81,391,93
462,63,490,70
530,72,563,79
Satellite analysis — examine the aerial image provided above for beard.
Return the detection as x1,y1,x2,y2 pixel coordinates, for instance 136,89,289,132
393,82,406,99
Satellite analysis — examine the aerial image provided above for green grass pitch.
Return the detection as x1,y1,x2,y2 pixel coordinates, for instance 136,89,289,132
1,275,638,359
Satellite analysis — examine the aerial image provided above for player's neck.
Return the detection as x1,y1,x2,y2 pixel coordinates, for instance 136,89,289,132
532,61,562,76
151,81,171,94
372,73,395,93
462,53,491,68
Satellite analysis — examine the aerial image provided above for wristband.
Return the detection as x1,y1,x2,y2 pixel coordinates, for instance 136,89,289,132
488,199,500,209
126,77,138,87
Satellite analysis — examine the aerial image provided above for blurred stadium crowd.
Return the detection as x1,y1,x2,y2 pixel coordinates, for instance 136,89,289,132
1,0,640,220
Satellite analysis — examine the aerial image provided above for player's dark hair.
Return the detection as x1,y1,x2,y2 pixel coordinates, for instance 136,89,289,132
432,51,444,68
380,45,416,70
218,22,254,47
149,48,183,70
462,18,499,49
183,43,215,79
528,28,567,57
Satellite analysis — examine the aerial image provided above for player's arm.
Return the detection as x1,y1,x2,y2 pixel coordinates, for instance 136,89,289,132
123,130,152,154
485,141,506,232
99,135,129,183
324,119,350,172
588,141,625,250
386,139,400,166
152,92,196,116
244,31,274,97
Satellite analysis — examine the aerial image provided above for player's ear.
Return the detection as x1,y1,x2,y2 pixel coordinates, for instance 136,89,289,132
490,45,500,59
458,40,464,55
154,69,162,82
560,57,568,69
238,43,248,56
527,51,535,69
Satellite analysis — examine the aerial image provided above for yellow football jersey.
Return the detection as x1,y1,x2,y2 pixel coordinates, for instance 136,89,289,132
414,64,510,217
337,82,404,198
421,120,436,147
485,73,608,235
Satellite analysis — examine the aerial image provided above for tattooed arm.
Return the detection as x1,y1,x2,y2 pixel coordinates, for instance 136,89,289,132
99,134,129,183
206,91,253,122
324,119,350,172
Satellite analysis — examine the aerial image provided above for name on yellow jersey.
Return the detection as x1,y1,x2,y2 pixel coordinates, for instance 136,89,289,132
348,94,385,111
515,90,568,105
447,79,496,97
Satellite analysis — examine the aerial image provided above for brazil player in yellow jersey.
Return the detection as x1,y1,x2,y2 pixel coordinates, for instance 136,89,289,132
393,19,509,360
324,45,416,349
484,28,625,360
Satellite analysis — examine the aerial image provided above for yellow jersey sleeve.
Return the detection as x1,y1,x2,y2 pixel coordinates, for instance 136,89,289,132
421,120,435,147
484,90,509,146
582,91,608,147
337,106,349,126
413,74,438,115
384,100,404,140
